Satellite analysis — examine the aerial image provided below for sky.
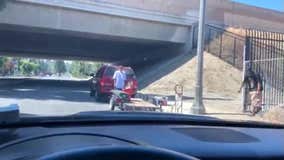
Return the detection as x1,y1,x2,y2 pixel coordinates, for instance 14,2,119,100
232,0,284,12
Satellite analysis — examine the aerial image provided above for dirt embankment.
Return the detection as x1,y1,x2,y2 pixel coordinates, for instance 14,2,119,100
226,27,246,36
263,107,284,124
141,52,242,98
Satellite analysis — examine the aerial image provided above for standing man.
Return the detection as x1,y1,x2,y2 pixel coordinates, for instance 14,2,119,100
110,66,126,111
113,66,126,90
239,69,263,116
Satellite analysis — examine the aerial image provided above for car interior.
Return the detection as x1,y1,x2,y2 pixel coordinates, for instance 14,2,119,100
0,0,284,160
0,112,283,160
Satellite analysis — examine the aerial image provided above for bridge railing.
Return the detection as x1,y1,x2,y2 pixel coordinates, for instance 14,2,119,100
193,24,245,70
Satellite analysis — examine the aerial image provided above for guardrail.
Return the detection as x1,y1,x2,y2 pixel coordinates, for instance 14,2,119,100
0,78,89,87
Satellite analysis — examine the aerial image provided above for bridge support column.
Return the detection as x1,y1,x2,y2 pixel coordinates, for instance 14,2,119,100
179,26,194,55
0,0,7,10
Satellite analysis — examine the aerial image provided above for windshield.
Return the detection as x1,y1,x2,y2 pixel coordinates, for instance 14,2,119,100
0,0,283,125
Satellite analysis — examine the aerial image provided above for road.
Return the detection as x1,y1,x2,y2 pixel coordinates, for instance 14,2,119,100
0,81,109,116
0,79,269,123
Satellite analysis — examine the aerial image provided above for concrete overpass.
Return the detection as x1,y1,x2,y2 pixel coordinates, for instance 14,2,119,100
0,0,196,65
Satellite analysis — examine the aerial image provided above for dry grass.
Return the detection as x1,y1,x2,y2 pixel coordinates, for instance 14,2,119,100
142,52,242,98
203,52,242,97
263,107,284,124
226,27,246,36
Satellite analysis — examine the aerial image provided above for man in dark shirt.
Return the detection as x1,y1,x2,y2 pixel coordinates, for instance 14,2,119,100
239,69,263,116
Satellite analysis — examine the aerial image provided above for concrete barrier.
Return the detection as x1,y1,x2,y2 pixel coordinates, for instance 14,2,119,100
0,78,89,88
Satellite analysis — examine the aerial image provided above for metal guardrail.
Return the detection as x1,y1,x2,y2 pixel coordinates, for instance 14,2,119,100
0,78,89,87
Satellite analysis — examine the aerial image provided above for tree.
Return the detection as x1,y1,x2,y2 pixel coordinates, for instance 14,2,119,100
70,61,102,78
38,60,49,74
0,57,7,68
19,60,39,76
54,60,66,76
0,57,17,76
0,57,8,75
70,61,81,78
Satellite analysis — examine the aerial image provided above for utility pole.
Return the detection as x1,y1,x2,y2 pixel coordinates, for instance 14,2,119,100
191,0,206,114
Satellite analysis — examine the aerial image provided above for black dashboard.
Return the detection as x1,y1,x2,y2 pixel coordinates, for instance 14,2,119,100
0,125,284,159
0,113,283,160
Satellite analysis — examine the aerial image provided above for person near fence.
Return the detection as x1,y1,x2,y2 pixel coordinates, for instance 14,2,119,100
239,69,263,116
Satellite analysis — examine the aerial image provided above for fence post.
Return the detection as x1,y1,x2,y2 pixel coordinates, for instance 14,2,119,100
207,28,211,53
233,38,236,66
242,36,250,112
219,34,223,58
281,33,284,105
242,45,248,112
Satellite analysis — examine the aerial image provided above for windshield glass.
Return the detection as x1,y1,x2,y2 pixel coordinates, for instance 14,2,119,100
0,0,283,125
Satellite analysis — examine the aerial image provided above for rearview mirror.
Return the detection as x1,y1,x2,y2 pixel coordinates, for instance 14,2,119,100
89,73,94,77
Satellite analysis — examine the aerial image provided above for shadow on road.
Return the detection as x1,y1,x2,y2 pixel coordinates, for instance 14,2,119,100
206,113,250,116
142,93,234,101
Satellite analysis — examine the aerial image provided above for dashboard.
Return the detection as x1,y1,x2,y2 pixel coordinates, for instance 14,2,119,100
0,122,283,159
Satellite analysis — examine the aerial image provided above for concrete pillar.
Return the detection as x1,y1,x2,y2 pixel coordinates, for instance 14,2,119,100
187,26,194,52
179,26,195,55
0,0,7,11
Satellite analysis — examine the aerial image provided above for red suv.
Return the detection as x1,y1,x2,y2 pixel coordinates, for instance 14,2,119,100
89,64,138,101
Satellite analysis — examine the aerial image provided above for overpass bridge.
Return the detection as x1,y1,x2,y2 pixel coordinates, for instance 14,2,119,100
0,0,196,65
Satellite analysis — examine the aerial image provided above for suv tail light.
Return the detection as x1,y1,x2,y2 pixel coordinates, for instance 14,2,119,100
100,80,105,86
133,80,138,89
125,80,132,89
125,79,138,90
100,78,113,87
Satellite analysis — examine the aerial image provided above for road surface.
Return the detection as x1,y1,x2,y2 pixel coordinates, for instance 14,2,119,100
0,81,109,116
0,79,268,123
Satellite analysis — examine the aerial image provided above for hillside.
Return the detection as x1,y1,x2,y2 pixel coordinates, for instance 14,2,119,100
141,52,242,98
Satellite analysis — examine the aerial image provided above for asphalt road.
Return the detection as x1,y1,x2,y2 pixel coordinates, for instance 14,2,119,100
0,81,110,116
0,80,266,123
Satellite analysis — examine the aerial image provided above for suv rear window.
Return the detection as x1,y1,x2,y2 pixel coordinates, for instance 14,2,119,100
124,68,136,79
104,66,116,77
96,67,104,77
